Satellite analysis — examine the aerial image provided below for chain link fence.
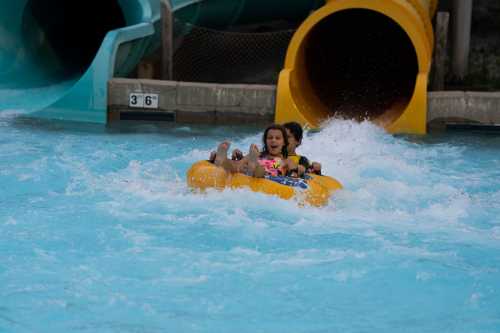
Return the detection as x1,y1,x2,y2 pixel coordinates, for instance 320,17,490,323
172,19,295,84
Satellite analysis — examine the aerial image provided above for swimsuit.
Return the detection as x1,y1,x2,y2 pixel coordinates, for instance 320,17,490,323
258,157,285,177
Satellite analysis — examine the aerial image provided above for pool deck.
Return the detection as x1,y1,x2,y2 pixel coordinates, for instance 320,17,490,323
108,78,500,130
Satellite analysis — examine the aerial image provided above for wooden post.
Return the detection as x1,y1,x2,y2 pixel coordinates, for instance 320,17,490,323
161,0,174,80
451,0,473,80
137,61,155,79
431,12,450,91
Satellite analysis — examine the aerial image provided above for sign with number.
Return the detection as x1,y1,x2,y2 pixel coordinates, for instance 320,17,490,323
143,94,159,109
129,93,159,109
129,93,144,108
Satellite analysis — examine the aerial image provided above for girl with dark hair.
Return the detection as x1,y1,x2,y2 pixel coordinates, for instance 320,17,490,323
256,124,294,177
212,124,297,178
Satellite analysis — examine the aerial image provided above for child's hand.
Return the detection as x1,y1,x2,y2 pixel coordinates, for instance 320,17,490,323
311,162,322,175
297,165,306,176
231,149,243,161
285,159,300,178
288,165,306,178
209,151,216,162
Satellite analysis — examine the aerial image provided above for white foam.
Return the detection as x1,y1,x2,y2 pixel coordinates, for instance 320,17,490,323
4,217,18,225
269,249,366,268
333,269,367,282
469,292,483,307
0,109,24,119
492,227,500,240
416,271,434,282
8,118,492,251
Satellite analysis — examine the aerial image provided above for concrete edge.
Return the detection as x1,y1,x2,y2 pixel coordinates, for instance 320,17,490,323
428,90,500,125
109,78,500,126
108,78,275,124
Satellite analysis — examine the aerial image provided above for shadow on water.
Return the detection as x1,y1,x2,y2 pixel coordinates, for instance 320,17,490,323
9,116,262,139
8,114,500,149
398,129,500,149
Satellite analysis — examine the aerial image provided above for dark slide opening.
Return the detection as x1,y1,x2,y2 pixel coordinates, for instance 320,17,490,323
21,0,126,84
305,9,418,121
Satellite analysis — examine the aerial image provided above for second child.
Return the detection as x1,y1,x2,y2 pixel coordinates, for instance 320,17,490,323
283,122,322,177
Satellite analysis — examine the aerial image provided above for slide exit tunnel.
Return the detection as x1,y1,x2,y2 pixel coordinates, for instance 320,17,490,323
276,0,437,134
0,0,159,122
9,0,125,86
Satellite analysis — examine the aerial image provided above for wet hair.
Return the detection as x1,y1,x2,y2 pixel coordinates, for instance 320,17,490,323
261,124,289,158
283,121,303,145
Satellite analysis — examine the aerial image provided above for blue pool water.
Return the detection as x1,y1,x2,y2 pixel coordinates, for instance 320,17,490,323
1,110,500,332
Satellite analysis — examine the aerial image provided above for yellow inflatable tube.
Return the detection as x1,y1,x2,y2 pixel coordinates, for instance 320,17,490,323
187,161,343,207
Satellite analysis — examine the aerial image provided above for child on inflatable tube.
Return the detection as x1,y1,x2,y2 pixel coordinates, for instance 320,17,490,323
283,122,322,177
211,124,300,178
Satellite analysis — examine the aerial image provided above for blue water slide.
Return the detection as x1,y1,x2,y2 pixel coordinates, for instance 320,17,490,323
0,0,160,123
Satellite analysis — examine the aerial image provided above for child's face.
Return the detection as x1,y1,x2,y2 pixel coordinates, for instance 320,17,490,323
266,129,285,156
286,129,299,153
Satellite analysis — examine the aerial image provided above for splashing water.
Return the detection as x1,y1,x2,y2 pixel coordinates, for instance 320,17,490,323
1,112,500,332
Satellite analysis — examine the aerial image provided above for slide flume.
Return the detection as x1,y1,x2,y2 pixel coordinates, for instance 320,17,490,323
275,0,437,134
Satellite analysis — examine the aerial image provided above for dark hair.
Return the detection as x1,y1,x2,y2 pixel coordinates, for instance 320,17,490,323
261,124,289,158
283,121,303,145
